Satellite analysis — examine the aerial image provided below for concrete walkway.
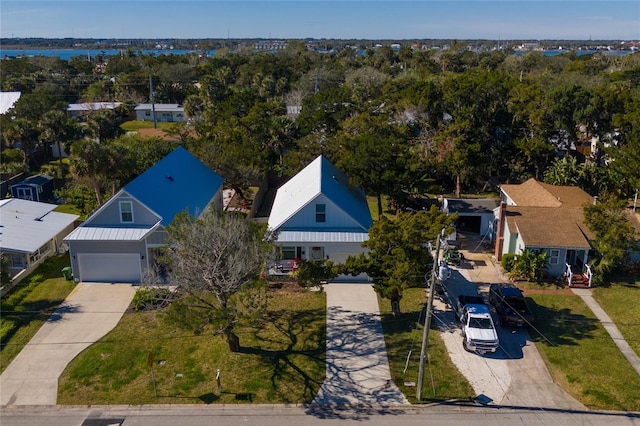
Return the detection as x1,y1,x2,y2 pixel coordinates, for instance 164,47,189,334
571,288,640,377
312,283,409,407
0,283,136,406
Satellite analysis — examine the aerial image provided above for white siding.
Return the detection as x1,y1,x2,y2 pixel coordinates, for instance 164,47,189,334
281,194,362,229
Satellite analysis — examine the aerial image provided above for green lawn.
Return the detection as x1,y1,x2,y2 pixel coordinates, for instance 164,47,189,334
57,289,326,405
378,288,473,403
366,194,398,221
1,255,76,374
527,293,640,411
592,279,640,360
54,203,84,218
120,120,177,132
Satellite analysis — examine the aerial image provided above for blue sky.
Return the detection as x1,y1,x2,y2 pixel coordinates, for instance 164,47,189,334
1,1,639,40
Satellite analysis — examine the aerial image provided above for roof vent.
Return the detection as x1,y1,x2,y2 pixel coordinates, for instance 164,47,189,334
166,175,175,182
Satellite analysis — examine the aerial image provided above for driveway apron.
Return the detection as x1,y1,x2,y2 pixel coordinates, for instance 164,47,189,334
312,283,409,406
438,247,586,410
1,283,136,406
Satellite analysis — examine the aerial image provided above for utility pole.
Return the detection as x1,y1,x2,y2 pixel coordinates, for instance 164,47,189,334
149,74,157,129
416,228,445,401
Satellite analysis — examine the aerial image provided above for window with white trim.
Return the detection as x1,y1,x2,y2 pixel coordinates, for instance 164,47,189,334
119,201,134,223
315,204,326,223
549,249,560,265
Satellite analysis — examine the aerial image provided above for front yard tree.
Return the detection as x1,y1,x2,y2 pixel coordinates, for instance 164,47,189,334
335,112,413,217
584,196,636,280
3,118,40,167
165,210,277,352
342,207,456,316
69,138,116,205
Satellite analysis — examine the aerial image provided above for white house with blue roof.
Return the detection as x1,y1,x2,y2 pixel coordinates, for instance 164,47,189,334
268,155,373,269
65,146,223,283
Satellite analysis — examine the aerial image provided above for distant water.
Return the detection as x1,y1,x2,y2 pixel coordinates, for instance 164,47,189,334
0,48,217,60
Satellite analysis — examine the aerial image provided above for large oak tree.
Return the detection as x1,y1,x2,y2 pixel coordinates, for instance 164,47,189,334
165,210,277,352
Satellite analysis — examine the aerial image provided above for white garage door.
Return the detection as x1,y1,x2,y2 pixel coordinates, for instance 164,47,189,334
78,253,142,283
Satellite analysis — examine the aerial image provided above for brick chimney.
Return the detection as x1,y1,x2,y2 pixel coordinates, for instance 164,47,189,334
494,202,507,261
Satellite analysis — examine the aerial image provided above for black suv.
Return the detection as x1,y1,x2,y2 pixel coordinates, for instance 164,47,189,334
489,283,534,327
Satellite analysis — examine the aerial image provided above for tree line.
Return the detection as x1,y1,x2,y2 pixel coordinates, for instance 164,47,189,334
2,45,639,350
2,44,639,216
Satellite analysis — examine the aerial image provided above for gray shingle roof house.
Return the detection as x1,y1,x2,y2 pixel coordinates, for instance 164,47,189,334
268,155,372,267
442,198,499,238
0,198,78,283
64,146,223,283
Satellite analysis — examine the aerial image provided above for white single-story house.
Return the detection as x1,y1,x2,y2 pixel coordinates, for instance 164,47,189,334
135,104,186,122
67,102,122,119
0,198,78,283
268,155,373,271
64,146,223,283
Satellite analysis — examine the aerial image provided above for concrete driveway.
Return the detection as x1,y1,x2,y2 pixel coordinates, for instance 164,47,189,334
0,283,136,406
312,283,409,407
435,248,586,410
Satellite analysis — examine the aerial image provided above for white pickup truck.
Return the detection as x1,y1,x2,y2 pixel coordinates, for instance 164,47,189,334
454,295,500,354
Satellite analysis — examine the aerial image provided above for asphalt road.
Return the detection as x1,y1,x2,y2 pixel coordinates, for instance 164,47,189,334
1,405,639,426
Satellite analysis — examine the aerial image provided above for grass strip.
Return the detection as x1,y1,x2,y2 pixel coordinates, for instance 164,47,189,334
528,293,640,411
378,287,473,404
592,280,640,359
1,255,76,373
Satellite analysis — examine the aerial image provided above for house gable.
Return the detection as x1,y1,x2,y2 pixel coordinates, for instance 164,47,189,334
279,193,367,231
268,155,372,232
83,190,161,227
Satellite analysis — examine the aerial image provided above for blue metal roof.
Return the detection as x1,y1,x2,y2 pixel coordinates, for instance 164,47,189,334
123,146,223,226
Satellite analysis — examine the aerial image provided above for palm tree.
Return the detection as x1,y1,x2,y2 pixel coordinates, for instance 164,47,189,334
3,118,41,167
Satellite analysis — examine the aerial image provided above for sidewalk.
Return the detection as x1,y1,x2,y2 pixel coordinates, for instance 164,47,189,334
0,283,136,406
312,283,409,407
571,288,640,377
